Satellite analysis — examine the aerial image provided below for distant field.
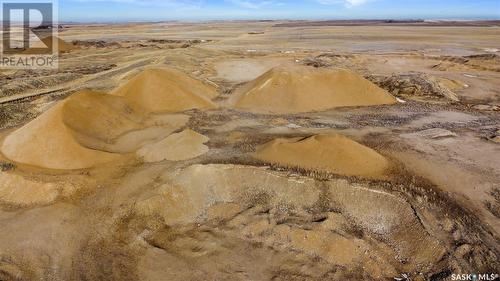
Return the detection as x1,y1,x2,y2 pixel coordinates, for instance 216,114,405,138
274,19,500,27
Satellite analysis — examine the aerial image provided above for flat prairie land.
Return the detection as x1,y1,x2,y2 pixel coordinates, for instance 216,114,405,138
0,21,499,281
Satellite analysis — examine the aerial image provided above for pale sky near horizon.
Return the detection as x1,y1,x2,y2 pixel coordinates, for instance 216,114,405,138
58,0,500,22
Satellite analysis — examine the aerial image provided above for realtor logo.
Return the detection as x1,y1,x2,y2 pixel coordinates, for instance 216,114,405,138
1,0,58,69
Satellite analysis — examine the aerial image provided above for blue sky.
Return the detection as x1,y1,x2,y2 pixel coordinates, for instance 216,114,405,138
59,0,500,22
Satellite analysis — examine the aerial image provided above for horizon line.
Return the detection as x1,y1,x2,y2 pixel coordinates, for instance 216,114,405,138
55,17,500,24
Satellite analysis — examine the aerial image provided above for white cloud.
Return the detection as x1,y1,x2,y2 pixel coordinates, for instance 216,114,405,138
345,0,369,5
226,0,277,9
74,0,281,10
316,0,371,7
73,0,202,9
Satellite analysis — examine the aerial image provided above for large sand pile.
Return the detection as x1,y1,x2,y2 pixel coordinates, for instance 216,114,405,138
0,100,122,170
253,134,390,179
137,129,209,162
0,87,198,169
0,66,219,169
0,89,143,169
233,65,396,114
113,68,218,113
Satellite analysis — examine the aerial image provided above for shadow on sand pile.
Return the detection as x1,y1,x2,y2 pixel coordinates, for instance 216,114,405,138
231,65,396,114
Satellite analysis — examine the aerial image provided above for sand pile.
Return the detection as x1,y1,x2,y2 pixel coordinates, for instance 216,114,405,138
0,87,197,169
23,36,74,54
136,129,209,162
0,67,218,169
1,90,126,169
0,101,122,170
253,134,390,179
113,68,218,113
233,65,396,114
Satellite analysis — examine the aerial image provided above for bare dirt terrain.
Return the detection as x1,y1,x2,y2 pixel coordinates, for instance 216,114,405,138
0,21,499,281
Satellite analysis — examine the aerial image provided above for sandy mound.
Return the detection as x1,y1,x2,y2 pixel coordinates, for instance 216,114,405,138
137,129,209,162
0,101,122,170
233,65,396,114
113,68,218,113
0,87,197,169
23,36,74,54
0,85,197,169
253,134,390,179
135,164,443,278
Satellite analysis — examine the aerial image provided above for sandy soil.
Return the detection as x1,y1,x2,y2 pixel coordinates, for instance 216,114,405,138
0,21,499,281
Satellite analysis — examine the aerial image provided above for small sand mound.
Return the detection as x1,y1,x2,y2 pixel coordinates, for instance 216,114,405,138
233,65,396,114
137,129,209,162
113,68,218,113
0,101,122,170
23,36,74,54
253,134,390,179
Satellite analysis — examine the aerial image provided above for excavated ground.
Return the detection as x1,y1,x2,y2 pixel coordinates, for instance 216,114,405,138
0,22,499,281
